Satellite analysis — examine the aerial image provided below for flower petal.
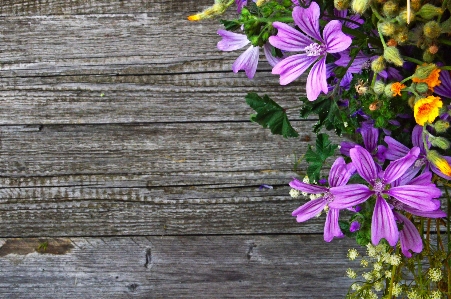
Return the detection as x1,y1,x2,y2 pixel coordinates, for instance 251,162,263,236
384,136,410,160
329,184,373,209
272,54,317,85
361,126,379,153
263,43,283,67
383,147,420,184
323,20,352,53
269,22,312,51
394,212,422,258
403,205,447,218
289,178,327,193
372,196,399,246
349,146,378,184
232,45,259,79
306,56,327,101
217,30,249,51
386,185,441,210
411,125,429,151
292,198,326,222
324,208,344,242
293,3,323,43
328,157,352,187
339,141,356,157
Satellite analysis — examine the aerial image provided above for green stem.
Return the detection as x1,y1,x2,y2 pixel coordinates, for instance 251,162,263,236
401,75,414,84
403,56,424,65
439,0,449,23
370,4,385,21
440,66,451,71
438,38,451,47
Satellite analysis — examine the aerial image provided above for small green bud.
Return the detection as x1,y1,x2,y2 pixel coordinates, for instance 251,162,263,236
351,0,370,14
434,120,450,133
413,63,437,79
334,0,351,10
383,46,404,66
415,83,429,93
373,81,385,95
384,83,394,98
423,21,441,39
430,136,450,150
382,1,398,17
379,22,396,36
371,56,386,73
417,4,443,20
397,8,415,24
423,50,435,63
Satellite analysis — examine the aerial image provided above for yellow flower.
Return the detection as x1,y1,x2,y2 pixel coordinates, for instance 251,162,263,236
412,67,441,91
414,96,442,126
391,82,406,96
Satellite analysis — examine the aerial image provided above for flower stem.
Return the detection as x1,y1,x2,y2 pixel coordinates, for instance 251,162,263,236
403,56,424,65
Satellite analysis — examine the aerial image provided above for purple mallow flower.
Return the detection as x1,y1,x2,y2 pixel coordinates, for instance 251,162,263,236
268,2,352,101
290,157,354,242
349,221,361,232
330,146,441,249
385,125,451,180
340,122,386,162
217,30,281,79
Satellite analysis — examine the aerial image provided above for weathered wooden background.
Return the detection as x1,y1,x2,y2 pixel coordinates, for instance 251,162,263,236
0,0,358,297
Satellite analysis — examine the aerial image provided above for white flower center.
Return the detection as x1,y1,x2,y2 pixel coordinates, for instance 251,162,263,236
304,43,325,56
373,180,385,193
414,157,426,168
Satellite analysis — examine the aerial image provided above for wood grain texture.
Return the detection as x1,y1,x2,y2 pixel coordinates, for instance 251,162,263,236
0,235,357,298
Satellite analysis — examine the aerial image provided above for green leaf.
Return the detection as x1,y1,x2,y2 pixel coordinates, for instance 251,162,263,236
220,19,242,31
245,93,298,138
304,133,337,182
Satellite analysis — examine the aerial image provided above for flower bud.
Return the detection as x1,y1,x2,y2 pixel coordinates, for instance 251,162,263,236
373,81,385,95
397,8,415,24
428,45,439,54
393,27,409,44
410,0,422,11
415,83,429,93
413,63,437,79
379,22,396,36
383,46,404,66
351,0,370,14
427,150,451,177
431,136,450,150
417,4,443,20
434,120,450,133
383,1,398,17
371,56,386,73
408,96,416,108
423,50,435,63
384,83,394,98
334,0,351,10
423,21,441,39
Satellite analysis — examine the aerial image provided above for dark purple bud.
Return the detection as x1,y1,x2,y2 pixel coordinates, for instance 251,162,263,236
350,221,361,232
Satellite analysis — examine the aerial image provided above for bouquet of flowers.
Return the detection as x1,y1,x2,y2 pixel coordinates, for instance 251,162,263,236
188,0,451,297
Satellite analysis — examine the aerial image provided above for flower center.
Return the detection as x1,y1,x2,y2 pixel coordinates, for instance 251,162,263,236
304,43,325,56
373,180,385,193
414,157,426,168
323,192,334,203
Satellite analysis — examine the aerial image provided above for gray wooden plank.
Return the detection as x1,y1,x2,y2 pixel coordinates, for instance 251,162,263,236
0,235,357,298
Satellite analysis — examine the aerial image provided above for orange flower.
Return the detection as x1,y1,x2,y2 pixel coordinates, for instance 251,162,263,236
412,68,441,91
391,82,406,96
414,96,443,126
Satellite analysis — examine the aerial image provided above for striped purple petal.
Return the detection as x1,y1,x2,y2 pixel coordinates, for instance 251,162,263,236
394,212,422,257
232,45,260,79
385,185,441,210
289,178,328,193
272,54,317,85
323,20,352,53
269,22,312,51
384,136,410,160
306,56,328,101
292,3,323,43
350,146,378,184
328,157,352,187
292,198,326,222
372,195,399,246
324,208,344,242
383,147,419,184
329,184,373,209
217,30,249,51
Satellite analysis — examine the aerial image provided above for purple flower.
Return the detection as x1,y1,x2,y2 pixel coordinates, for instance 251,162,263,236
435,69,451,98
289,157,354,242
217,30,281,79
334,50,370,88
385,125,451,180
393,212,422,258
268,2,352,100
349,221,361,232
340,122,386,162
330,146,441,247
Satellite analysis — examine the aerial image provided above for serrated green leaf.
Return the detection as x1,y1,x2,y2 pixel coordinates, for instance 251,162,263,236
220,19,242,31
303,133,337,182
246,93,298,138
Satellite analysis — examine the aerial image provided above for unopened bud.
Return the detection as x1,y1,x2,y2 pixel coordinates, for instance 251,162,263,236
417,4,443,20
410,0,422,11
384,83,394,98
423,50,435,63
434,120,450,133
397,8,415,24
408,96,416,108
371,56,386,74
416,83,429,93
423,21,441,39
387,39,397,47
373,81,385,95
383,1,398,17
430,136,450,150
369,102,380,111
379,22,396,36
351,0,370,14
427,150,451,177
187,0,234,21
414,63,437,79
334,0,351,10
394,27,409,44
383,46,404,66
